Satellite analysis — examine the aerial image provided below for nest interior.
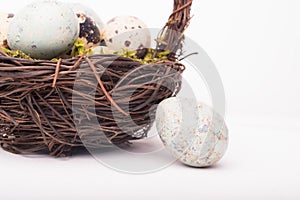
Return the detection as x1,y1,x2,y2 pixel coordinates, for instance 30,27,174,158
0,0,193,157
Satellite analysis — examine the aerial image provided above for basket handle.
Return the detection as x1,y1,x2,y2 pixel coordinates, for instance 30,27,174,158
155,0,193,55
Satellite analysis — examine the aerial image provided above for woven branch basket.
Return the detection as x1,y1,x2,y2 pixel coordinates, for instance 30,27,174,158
0,0,193,157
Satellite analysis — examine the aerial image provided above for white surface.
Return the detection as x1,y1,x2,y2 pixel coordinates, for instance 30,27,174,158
1,0,300,199
1,116,299,200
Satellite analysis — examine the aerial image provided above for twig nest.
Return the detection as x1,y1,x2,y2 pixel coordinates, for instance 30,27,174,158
102,16,151,52
156,97,229,167
7,1,79,60
0,13,13,48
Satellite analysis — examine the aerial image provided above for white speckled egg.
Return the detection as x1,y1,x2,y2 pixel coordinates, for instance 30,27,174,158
156,97,229,167
102,16,151,52
0,13,14,48
7,1,79,60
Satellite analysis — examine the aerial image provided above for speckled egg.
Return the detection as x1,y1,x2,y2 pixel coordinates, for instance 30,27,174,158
7,1,79,60
70,3,104,49
0,13,14,48
102,16,151,52
75,13,101,49
70,3,105,30
156,97,229,167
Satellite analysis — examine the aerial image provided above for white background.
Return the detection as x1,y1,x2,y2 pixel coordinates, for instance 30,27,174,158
1,0,300,199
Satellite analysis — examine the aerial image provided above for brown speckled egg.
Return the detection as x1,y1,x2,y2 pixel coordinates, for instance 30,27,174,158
70,3,104,30
77,13,101,48
102,16,151,52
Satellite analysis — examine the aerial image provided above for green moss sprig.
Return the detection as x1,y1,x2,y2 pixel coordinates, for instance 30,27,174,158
1,48,32,59
71,39,91,57
119,48,171,64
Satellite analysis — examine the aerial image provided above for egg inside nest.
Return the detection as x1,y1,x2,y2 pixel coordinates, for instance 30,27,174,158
0,13,14,49
62,13,102,58
102,16,151,52
77,13,101,48
7,1,80,60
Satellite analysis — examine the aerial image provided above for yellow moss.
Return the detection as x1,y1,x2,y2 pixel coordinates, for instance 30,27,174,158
119,49,171,64
72,39,89,57
0,42,171,64
1,48,32,59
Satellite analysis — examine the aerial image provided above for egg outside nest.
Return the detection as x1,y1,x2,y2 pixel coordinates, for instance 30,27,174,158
156,97,229,168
